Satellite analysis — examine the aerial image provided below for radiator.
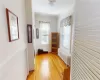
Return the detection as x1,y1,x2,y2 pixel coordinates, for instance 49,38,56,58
58,48,71,66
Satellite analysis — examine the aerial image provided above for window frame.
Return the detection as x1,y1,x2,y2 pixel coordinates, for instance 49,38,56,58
61,25,72,49
60,16,72,51
39,21,50,45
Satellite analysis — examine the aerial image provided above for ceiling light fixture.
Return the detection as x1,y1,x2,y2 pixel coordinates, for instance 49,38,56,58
48,0,56,6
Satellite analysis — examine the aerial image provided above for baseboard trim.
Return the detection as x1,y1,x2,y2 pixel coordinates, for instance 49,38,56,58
26,70,34,80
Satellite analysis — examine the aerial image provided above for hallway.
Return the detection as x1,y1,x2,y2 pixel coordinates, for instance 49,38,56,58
1,0,100,79
27,53,70,80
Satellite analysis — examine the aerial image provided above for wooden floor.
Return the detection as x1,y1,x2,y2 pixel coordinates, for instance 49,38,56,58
27,53,70,80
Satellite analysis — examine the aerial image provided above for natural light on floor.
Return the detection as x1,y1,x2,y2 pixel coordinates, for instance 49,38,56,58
41,59,50,78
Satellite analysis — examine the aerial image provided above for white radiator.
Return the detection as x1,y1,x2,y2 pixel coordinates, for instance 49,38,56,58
58,48,71,66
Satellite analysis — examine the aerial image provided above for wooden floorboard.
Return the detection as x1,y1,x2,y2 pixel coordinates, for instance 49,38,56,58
27,53,70,80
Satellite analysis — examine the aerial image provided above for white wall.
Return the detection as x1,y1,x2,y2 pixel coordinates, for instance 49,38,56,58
35,13,58,32
72,0,100,80
26,0,35,70
0,0,28,79
35,13,58,53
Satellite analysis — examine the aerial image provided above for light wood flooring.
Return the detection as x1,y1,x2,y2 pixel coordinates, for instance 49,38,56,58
27,53,70,80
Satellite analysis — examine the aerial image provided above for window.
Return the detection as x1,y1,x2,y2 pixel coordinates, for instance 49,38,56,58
61,25,71,49
40,22,50,44
60,16,72,49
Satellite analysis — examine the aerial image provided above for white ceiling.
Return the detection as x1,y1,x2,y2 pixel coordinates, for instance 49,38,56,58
32,0,75,15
